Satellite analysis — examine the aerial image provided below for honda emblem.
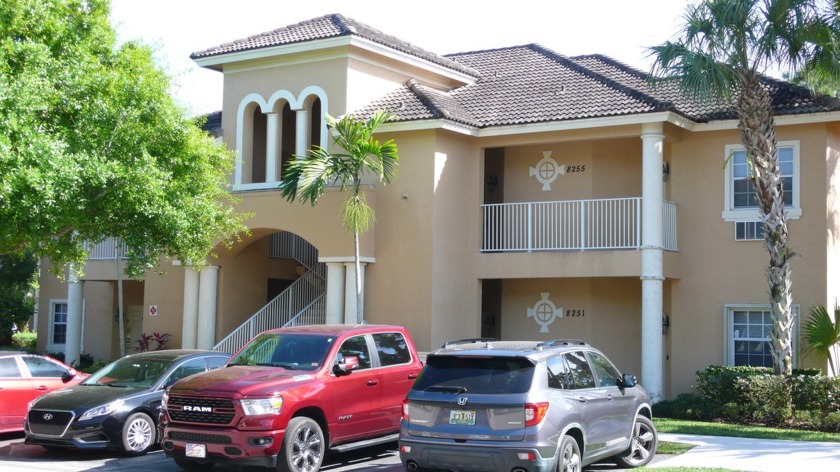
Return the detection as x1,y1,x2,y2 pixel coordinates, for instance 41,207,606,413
457,396,468,406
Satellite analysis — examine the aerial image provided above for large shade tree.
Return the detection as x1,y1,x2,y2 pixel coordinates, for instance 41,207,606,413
279,111,398,324
0,0,246,278
649,0,840,375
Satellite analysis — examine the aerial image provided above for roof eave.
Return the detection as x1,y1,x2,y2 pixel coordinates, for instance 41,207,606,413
192,36,477,86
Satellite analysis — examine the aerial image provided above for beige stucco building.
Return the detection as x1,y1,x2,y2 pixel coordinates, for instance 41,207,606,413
37,14,840,400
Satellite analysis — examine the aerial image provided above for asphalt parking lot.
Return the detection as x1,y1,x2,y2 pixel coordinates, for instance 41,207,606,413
0,432,404,472
0,431,657,472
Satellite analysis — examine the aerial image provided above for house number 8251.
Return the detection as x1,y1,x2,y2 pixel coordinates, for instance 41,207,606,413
565,309,585,317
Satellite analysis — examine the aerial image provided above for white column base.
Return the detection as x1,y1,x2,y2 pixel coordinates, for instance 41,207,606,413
197,266,219,349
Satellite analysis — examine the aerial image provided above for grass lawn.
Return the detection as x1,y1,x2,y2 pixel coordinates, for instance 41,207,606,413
654,418,840,442
635,417,840,471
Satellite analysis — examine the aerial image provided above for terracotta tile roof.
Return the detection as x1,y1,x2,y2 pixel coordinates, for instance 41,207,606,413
357,44,840,127
196,15,840,128
191,14,478,78
198,111,223,137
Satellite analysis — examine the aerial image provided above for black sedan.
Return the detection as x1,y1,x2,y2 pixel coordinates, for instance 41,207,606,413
24,349,230,456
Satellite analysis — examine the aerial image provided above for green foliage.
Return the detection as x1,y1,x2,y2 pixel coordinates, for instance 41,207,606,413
672,366,840,431
81,359,107,374
803,304,840,375
735,374,792,424
821,412,840,432
654,393,716,421
0,0,247,276
11,330,36,350
0,252,38,343
790,374,840,414
695,365,772,415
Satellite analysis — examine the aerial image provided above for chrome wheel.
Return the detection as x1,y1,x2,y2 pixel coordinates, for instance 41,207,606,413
558,435,581,472
278,417,324,472
122,412,155,455
614,415,658,468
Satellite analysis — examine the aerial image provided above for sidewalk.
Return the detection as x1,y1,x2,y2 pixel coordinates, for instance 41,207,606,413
651,433,840,471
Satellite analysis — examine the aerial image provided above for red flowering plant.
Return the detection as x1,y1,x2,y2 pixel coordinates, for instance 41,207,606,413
136,332,172,352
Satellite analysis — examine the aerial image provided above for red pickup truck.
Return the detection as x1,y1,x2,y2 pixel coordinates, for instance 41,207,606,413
160,324,423,472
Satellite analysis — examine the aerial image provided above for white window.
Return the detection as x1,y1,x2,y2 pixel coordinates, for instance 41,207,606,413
723,141,801,221
735,221,764,241
48,300,68,352
725,305,799,367
47,299,85,353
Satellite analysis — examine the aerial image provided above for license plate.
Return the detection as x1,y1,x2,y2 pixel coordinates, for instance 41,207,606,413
186,443,206,458
449,409,476,425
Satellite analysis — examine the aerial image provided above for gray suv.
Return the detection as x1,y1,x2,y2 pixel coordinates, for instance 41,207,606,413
399,339,657,472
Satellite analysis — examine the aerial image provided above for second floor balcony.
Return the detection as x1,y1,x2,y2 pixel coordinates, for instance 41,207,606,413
481,197,677,253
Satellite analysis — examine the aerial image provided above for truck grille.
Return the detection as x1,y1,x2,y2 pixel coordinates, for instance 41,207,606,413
167,396,236,425
28,409,74,436
168,431,232,444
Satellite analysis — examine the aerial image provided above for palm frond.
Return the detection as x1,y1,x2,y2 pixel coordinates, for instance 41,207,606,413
803,304,840,357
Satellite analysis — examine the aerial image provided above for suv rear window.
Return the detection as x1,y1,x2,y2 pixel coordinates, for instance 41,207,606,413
413,356,534,394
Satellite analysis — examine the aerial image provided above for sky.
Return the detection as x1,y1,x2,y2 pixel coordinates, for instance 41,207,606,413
109,0,693,116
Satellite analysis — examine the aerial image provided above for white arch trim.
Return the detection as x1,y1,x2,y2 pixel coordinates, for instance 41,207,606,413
234,87,330,191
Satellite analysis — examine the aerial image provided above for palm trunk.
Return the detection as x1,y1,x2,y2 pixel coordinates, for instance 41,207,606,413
737,76,795,375
354,229,362,324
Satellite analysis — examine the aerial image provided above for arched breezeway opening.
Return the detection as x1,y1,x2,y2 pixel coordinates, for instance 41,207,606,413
179,229,326,354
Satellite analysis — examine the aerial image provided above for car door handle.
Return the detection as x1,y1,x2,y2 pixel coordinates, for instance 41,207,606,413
607,394,614,401
408,373,418,379
35,385,49,391
578,397,587,403
367,380,379,386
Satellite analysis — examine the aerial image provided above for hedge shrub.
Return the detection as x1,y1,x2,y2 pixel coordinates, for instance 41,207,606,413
11,331,37,350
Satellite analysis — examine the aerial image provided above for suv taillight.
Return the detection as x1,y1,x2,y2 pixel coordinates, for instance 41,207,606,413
402,398,410,421
524,402,549,426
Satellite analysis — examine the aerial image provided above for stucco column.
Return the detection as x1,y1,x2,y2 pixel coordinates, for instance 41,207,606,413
265,112,279,182
343,262,367,324
65,265,84,368
197,266,219,349
640,122,665,402
325,262,345,324
295,109,309,157
181,266,200,349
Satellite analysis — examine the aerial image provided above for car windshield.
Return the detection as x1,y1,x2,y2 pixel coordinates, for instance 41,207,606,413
414,355,535,394
83,357,172,388
227,333,334,371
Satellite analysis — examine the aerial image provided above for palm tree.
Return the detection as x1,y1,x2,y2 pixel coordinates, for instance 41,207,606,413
649,0,840,375
279,110,398,324
803,304,840,376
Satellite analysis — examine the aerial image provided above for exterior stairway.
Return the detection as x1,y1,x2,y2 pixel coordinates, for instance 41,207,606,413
213,232,326,354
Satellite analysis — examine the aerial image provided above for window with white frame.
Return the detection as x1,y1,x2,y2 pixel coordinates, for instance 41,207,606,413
723,141,801,221
735,221,765,241
49,300,68,350
725,305,798,367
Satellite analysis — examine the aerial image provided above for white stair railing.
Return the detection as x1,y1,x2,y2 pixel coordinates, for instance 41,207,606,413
213,233,326,354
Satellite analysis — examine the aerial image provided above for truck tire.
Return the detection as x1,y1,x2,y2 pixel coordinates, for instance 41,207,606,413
277,417,325,472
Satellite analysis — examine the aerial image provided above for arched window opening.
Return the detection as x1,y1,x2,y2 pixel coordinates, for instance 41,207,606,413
251,108,267,183
309,97,322,153
281,103,297,172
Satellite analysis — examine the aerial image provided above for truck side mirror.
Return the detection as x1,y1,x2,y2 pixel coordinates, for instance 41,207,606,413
333,355,360,375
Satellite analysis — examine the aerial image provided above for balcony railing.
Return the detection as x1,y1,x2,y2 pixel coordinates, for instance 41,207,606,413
481,198,677,252
84,238,129,260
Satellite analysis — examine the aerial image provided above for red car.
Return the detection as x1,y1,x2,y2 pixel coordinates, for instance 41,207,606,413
0,351,87,433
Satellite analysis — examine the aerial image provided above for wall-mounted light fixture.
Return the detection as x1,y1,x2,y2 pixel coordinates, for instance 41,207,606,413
662,162,670,182
662,314,670,335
